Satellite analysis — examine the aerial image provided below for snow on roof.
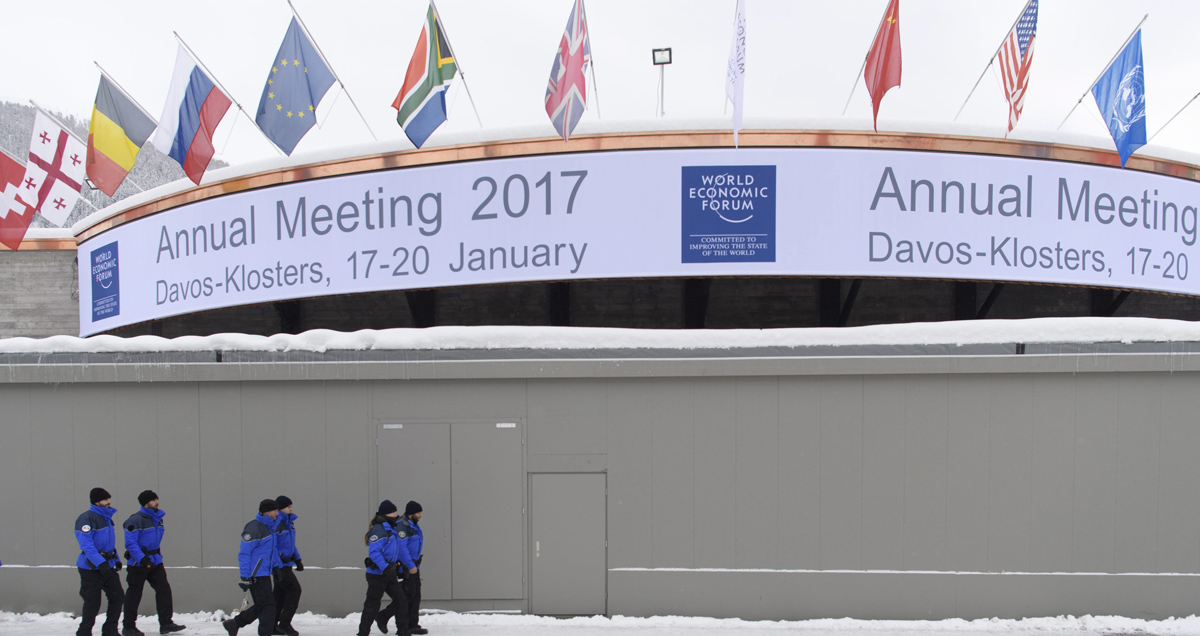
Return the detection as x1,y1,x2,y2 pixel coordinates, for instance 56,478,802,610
66,117,1200,240
2,318,1200,355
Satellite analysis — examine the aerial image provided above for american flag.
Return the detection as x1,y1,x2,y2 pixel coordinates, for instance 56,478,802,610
545,0,591,141
996,0,1038,132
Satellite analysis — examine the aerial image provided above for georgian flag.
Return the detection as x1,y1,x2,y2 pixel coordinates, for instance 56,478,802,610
16,110,87,227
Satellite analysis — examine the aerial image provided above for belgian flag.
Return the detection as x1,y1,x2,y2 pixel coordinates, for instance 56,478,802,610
87,75,157,197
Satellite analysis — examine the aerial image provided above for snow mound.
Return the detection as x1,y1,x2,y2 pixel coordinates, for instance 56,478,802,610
2,317,1200,355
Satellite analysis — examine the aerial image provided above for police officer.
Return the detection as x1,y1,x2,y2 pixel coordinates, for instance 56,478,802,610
271,496,302,636
121,490,186,636
398,502,426,636
75,487,124,636
357,500,407,636
223,500,281,636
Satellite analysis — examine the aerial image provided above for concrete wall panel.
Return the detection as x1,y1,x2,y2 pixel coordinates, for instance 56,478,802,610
733,378,779,569
819,377,863,570
606,380,653,569
30,386,77,565
325,382,373,568
985,375,1033,572
1029,375,1075,573
198,383,243,568
861,377,906,570
154,384,202,567
903,376,949,571
649,379,694,568
527,379,606,456
1155,373,1200,573
1114,374,1161,573
946,376,990,572
691,379,738,569
777,378,821,570
1072,374,1119,572
0,386,33,563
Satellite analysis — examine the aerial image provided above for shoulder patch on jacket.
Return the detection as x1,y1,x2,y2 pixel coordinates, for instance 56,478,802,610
369,534,380,542
81,525,92,533
398,529,407,538
242,533,254,542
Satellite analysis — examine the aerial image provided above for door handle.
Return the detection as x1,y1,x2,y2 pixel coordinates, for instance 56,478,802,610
536,540,539,557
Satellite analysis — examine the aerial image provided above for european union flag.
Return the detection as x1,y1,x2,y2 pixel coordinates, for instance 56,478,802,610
1092,30,1146,168
255,17,337,155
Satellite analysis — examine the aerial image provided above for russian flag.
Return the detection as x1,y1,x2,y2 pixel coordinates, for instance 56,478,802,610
152,45,232,185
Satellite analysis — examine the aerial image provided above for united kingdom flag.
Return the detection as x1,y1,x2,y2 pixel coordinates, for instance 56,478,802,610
545,0,591,141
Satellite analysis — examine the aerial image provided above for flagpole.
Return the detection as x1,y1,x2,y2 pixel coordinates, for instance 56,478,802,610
953,0,1034,121
286,1,379,140
1148,90,1200,143
93,62,160,126
173,32,285,156
579,0,601,118
841,0,893,117
427,0,485,127
1057,14,1148,130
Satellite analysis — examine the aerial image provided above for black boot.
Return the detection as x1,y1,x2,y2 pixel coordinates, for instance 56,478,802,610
159,624,186,634
410,628,428,635
221,619,239,636
122,626,145,636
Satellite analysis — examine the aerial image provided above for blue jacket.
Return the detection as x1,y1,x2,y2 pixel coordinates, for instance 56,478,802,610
275,512,301,566
123,507,166,566
397,517,423,571
75,505,120,570
238,513,280,578
365,519,402,576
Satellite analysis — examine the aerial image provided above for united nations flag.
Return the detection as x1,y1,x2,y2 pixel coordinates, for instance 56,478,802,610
255,17,337,155
1091,29,1146,168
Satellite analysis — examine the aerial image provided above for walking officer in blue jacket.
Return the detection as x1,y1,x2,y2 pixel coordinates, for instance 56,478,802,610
357,500,407,636
223,500,281,636
271,495,303,636
398,502,427,636
75,487,125,636
121,490,186,636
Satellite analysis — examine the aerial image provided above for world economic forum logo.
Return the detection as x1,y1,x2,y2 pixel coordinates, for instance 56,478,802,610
681,165,776,264
1112,65,1145,135
90,241,120,322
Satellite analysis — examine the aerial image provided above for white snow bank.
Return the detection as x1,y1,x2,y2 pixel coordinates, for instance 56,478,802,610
2,317,1200,355
4,610,1200,636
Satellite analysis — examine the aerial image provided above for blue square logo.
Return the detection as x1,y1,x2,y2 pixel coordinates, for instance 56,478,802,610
90,241,120,322
682,165,776,263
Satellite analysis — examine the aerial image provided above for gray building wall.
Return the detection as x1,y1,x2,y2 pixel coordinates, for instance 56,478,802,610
3,351,1200,619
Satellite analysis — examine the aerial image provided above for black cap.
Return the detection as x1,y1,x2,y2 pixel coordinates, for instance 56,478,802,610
90,488,112,504
138,490,159,507
377,499,398,516
259,499,280,514
405,501,423,516
275,495,293,509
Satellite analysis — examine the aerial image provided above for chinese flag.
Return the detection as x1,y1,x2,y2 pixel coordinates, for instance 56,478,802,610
864,0,902,131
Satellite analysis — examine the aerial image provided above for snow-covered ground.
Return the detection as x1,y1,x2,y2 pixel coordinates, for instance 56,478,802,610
4,611,1200,636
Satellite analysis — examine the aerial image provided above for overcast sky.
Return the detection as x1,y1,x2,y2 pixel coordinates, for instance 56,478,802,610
5,1,1200,166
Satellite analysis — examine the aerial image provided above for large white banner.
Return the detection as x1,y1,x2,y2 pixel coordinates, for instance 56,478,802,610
79,147,1200,336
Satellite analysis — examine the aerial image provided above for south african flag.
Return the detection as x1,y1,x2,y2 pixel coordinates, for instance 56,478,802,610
393,5,458,149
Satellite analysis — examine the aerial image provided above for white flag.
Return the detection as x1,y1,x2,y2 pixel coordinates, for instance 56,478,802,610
16,110,87,227
725,0,747,147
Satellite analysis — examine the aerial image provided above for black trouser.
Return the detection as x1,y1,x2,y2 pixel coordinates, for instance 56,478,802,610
78,567,124,636
124,562,173,628
272,566,302,628
357,572,406,636
234,576,276,636
401,571,421,629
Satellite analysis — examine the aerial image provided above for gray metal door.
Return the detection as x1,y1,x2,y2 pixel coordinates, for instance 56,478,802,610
530,473,607,616
377,423,452,600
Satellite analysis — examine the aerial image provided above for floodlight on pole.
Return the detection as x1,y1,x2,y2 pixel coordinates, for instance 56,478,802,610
653,48,672,117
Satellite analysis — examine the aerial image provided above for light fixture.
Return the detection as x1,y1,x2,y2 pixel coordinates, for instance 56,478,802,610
652,48,672,65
